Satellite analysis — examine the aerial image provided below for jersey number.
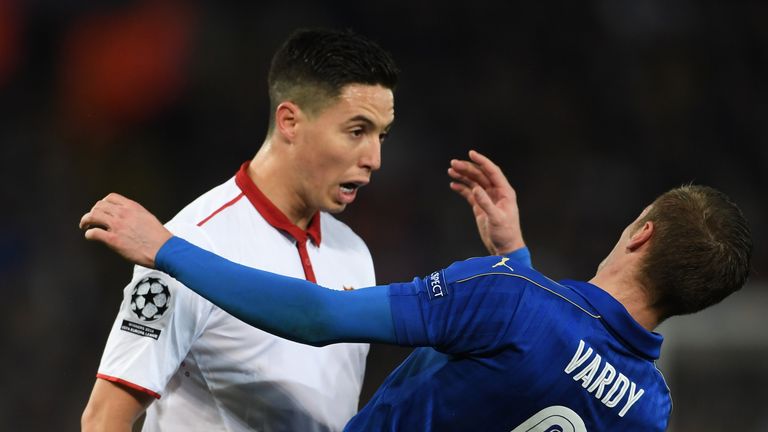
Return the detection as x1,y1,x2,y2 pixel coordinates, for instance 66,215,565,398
510,406,587,432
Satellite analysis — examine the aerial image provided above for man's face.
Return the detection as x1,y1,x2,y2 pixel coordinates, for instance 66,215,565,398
293,83,394,214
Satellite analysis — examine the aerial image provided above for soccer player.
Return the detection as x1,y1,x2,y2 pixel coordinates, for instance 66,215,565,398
81,152,753,431
80,28,400,432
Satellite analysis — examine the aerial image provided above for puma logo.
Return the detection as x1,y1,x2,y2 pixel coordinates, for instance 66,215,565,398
492,256,514,272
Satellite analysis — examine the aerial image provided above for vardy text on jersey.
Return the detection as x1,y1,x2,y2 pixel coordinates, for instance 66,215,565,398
564,339,645,418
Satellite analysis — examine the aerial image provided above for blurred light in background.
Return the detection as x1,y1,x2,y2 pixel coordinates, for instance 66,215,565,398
58,0,196,142
0,0,22,89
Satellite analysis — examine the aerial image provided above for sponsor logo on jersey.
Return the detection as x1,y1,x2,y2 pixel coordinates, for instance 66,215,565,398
492,256,514,272
427,269,448,300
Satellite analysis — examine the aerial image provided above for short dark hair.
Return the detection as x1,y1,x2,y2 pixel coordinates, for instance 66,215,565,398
636,185,752,321
266,28,399,134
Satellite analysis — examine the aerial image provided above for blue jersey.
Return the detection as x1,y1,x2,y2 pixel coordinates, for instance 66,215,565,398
155,238,672,431
346,255,671,431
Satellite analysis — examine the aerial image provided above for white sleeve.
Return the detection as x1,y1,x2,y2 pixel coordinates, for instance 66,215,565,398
96,223,216,397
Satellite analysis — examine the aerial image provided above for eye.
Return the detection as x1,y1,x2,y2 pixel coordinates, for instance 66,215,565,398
350,128,364,138
379,132,389,143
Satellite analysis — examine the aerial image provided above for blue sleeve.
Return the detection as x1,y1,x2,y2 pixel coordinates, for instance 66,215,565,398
387,253,529,354
155,236,397,346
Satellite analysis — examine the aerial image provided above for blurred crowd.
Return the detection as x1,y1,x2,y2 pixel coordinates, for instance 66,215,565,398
1,1,766,430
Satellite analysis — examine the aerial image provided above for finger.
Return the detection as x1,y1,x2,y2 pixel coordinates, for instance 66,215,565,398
80,207,113,231
83,226,113,244
449,159,492,189
80,211,101,230
449,181,477,206
472,186,502,221
447,167,478,190
450,160,490,187
468,150,512,189
79,212,90,230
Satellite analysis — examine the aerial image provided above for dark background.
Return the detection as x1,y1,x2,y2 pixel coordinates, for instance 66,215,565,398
1,1,767,430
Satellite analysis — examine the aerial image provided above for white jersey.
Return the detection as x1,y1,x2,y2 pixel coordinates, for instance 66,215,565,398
96,163,375,432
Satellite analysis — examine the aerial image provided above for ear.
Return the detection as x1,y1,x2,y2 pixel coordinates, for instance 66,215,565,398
627,221,653,252
274,101,301,141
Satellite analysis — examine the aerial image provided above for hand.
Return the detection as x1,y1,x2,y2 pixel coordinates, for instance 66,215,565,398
448,150,525,255
79,193,172,268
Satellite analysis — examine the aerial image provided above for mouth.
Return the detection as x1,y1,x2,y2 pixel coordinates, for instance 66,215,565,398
340,182,364,194
337,181,367,204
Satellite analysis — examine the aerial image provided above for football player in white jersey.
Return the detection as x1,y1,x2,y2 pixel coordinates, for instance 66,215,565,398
81,28,398,432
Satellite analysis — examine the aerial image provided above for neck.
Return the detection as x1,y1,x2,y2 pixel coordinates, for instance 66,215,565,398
248,141,315,230
589,271,659,331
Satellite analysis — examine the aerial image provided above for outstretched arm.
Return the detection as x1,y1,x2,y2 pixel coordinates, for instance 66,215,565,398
80,194,396,346
448,150,526,256
156,236,395,345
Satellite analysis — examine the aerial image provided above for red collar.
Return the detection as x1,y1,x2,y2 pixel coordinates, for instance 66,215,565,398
234,161,321,246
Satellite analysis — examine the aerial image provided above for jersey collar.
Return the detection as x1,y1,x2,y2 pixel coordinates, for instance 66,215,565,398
234,161,321,246
562,280,663,360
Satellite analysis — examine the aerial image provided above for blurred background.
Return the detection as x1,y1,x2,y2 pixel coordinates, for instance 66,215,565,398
1,0,766,430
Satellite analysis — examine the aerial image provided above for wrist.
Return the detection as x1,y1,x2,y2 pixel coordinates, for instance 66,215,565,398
495,239,526,256
153,235,178,271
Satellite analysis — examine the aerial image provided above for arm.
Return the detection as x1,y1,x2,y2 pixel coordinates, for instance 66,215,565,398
448,150,526,256
156,236,396,345
81,379,152,432
80,193,396,346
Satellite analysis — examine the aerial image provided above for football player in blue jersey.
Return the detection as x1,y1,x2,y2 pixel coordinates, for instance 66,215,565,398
81,151,752,431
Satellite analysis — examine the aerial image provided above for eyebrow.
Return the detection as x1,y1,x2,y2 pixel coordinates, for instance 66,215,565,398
347,115,394,132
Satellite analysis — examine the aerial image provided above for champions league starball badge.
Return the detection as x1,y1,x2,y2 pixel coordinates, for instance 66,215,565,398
130,276,171,322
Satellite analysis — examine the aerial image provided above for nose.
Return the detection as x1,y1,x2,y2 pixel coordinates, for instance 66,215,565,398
359,136,382,172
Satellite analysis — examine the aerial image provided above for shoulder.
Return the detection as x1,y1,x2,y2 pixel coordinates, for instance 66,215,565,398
166,176,244,228
164,176,249,247
441,255,539,287
408,255,536,304
439,256,590,309
165,222,216,252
